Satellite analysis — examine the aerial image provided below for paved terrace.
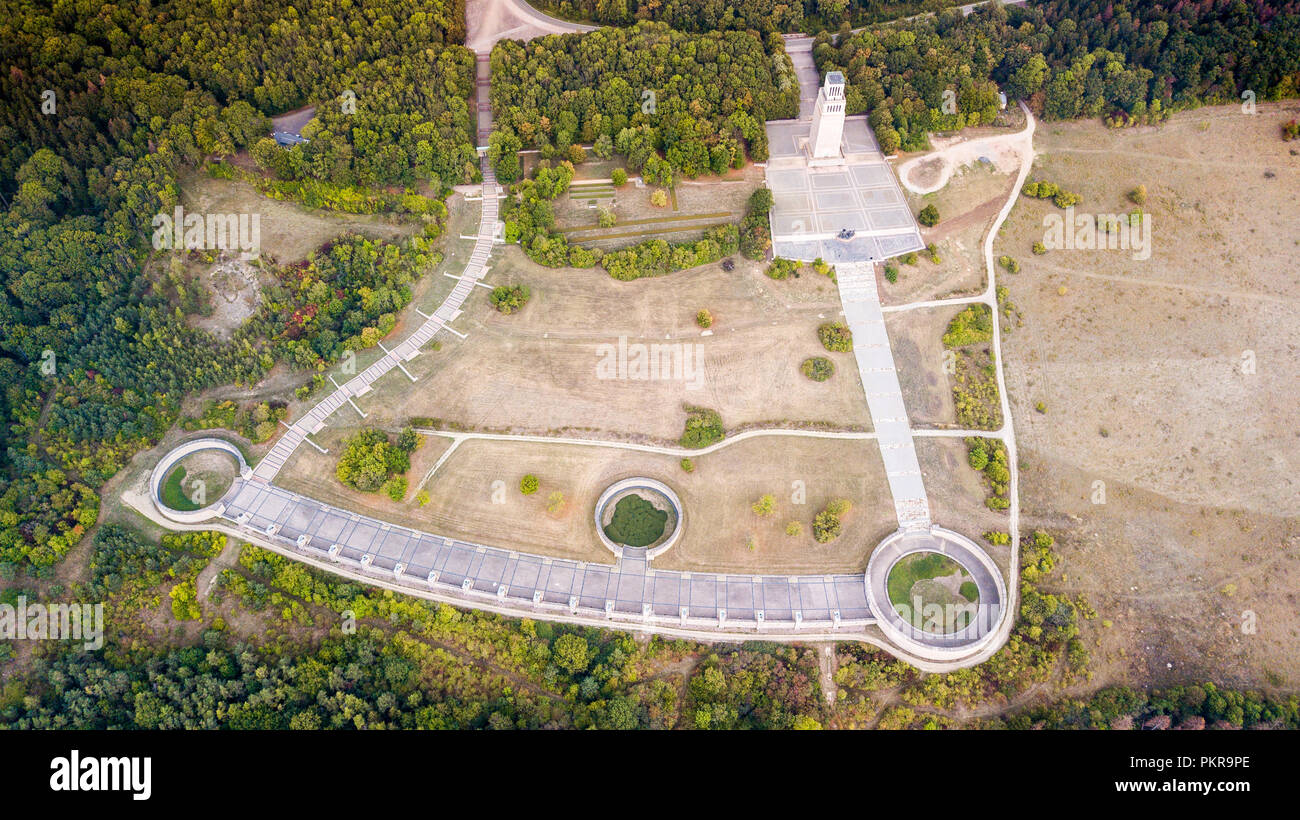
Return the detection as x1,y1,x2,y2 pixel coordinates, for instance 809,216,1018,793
222,478,873,631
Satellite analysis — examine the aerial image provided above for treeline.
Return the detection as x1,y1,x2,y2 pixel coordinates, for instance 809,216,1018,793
815,0,1300,151
489,21,798,182
1,530,829,730
0,0,469,571
534,0,969,34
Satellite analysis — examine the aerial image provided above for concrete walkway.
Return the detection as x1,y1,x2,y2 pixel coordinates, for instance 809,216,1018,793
836,262,931,528
251,161,500,482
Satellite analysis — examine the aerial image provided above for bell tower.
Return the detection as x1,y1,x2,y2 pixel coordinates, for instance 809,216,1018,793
808,71,846,159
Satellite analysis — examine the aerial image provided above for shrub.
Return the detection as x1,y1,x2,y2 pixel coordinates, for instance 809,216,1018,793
680,405,724,449
766,257,798,280
998,255,1020,273
818,322,853,352
597,207,616,228
884,264,898,283
901,252,918,266
800,357,834,382
942,305,992,348
611,168,628,186
1032,241,1047,255
747,187,774,216
382,476,407,501
489,284,531,314
785,521,802,537
983,530,1011,545
415,489,431,507
520,474,539,495
650,189,669,207
812,498,849,543
680,458,695,473
1128,184,1148,205
751,495,776,516
926,243,941,263
547,491,566,514
696,308,713,328
917,204,940,226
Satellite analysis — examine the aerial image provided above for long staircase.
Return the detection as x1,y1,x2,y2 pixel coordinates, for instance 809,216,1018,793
252,160,501,482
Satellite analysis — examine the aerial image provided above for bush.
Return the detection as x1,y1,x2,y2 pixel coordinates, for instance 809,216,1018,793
812,499,850,543
751,494,776,516
766,257,798,279
679,405,724,449
800,356,834,381
1031,241,1047,255
998,255,1020,273
926,243,941,263
611,168,628,186
382,476,407,501
901,252,918,266
696,309,713,328
747,187,774,216
942,305,992,347
818,322,853,352
597,207,616,228
489,284,531,314
520,474,539,495
785,521,802,537
650,189,669,207
680,458,695,473
917,204,940,226
1128,184,1148,205
884,264,898,283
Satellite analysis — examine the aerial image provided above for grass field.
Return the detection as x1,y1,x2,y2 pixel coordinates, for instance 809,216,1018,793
887,551,979,633
997,102,1300,688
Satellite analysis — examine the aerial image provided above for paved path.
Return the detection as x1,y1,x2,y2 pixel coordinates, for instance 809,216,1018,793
836,262,931,528
251,161,500,482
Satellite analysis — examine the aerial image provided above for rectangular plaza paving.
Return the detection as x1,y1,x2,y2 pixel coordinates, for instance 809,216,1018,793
222,478,873,629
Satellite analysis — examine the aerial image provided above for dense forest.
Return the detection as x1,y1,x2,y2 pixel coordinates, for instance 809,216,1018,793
488,21,799,182
534,0,970,33
815,0,1300,150
0,0,470,572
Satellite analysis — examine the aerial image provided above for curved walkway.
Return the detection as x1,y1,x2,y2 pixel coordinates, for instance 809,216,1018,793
864,526,1007,658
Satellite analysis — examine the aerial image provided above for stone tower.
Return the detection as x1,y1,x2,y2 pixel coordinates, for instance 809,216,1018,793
808,71,846,159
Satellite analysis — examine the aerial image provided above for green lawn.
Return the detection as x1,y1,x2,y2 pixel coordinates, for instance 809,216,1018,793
887,551,981,634
160,466,201,511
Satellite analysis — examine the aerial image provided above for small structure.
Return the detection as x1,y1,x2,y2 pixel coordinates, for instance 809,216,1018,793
272,131,309,147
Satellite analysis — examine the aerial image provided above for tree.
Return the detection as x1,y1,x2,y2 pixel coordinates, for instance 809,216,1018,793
611,168,628,186
520,474,539,494
917,204,940,227
552,634,589,674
